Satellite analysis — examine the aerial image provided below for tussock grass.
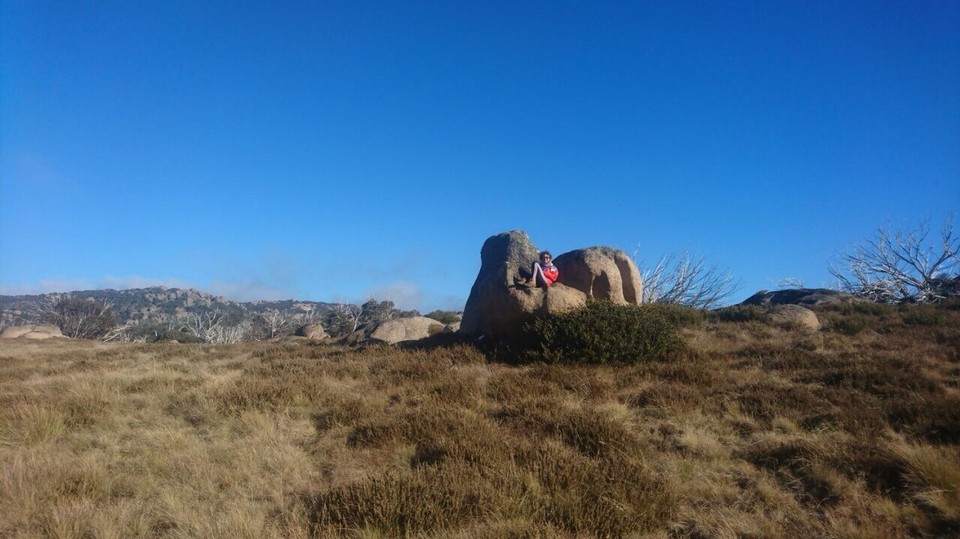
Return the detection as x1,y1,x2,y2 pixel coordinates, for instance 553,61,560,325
1,303,958,537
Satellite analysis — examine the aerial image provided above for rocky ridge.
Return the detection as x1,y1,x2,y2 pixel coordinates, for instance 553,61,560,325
0,286,336,327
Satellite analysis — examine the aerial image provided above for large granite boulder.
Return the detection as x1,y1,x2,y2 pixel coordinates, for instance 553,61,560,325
369,316,446,344
460,231,642,338
0,324,65,340
765,305,822,331
553,247,643,304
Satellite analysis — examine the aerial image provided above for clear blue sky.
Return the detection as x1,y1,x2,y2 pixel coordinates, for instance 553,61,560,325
2,1,958,311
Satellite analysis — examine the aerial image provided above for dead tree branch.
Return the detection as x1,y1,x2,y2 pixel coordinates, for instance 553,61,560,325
829,218,960,303
638,251,737,309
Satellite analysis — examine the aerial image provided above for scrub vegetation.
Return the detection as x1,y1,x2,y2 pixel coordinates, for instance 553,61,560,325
1,301,958,537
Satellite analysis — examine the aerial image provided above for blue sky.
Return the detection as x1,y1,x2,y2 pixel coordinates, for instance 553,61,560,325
2,1,958,311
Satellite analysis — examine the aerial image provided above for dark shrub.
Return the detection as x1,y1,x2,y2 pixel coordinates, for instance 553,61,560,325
821,301,897,317
126,323,205,343
520,301,683,364
709,305,765,323
642,303,705,327
900,304,947,327
829,315,868,336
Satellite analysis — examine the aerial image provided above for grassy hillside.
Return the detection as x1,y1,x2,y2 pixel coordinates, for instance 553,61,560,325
1,303,958,537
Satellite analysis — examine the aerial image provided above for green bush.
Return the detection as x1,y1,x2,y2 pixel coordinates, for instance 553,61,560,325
709,305,766,323
642,303,705,327
520,301,684,364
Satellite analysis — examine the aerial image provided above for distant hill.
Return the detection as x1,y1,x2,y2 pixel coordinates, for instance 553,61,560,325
0,286,337,327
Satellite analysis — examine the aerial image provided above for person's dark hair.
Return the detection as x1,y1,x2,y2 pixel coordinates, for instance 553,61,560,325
539,251,552,260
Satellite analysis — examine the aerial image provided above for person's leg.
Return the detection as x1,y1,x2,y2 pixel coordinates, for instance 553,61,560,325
531,262,547,288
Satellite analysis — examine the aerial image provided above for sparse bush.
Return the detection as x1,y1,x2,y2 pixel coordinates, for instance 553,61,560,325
521,301,684,364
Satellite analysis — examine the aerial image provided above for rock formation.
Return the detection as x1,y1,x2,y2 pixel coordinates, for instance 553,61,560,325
295,323,328,340
368,316,446,344
460,231,642,338
741,288,860,307
0,324,65,340
554,247,643,304
765,305,822,331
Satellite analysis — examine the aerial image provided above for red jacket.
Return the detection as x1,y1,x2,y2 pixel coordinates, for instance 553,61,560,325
542,264,559,285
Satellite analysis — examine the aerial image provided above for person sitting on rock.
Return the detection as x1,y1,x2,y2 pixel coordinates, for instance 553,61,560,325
521,251,559,288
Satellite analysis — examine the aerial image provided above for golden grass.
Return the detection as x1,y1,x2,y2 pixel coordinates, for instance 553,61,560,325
1,303,958,537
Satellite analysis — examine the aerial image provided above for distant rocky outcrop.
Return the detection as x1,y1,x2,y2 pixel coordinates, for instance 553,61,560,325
741,288,859,307
0,324,65,340
0,287,337,329
368,316,446,344
460,231,643,338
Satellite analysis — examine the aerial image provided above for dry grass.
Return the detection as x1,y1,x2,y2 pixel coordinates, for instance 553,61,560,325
1,303,958,537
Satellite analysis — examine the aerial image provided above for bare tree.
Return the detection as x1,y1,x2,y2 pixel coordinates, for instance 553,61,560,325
638,251,737,309
179,311,224,341
101,320,138,343
324,304,364,336
178,310,248,343
31,295,117,339
829,218,960,303
208,321,249,344
254,309,292,340
321,300,400,337
292,311,321,328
